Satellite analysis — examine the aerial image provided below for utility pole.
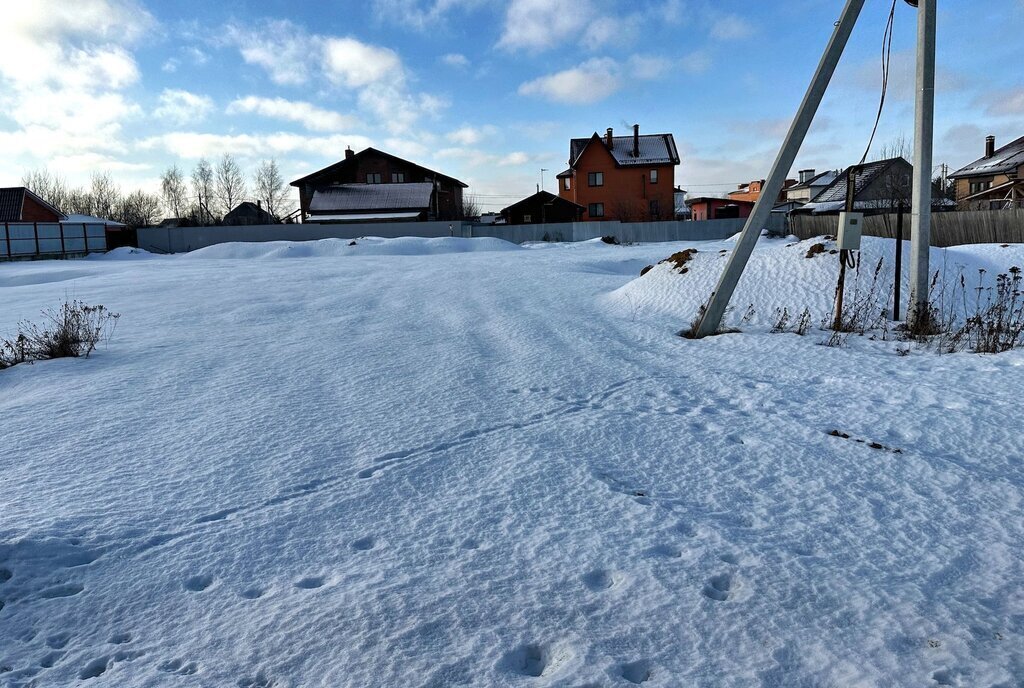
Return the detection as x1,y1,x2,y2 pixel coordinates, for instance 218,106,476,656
540,168,548,193
692,0,867,338
908,0,936,330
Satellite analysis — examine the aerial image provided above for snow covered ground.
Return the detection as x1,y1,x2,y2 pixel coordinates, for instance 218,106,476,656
1,235,1023,687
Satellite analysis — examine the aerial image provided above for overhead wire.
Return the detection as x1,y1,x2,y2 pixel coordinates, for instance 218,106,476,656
858,0,898,166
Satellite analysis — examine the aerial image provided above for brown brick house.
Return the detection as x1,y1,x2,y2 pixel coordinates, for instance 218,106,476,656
949,135,1024,210
557,125,679,222
0,187,64,222
728,178,798,204
291,147,468,222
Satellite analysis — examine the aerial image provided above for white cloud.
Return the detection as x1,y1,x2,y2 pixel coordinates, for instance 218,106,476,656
709,14,755,41
498,0,599,52
373,0,485,30
441,53,470,68
154,89,214,125
447,126,486,145
227,96,358,132
138,131,376,160
323,38,404,88
224,20,314,86
0,0,150,167
681,51,712,75
518,55,665,105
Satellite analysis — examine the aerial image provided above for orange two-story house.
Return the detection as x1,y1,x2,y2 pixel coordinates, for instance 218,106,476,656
557,125,679,222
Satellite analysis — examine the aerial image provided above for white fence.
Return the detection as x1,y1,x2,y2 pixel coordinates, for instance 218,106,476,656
136,217,784,254
0,223,107,260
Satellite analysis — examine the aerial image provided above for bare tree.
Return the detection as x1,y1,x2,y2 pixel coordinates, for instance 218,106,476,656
22,169,70,212
215,153,246,217
457,194,480,220
160,165,188,219
191,158,215,224
90,172,121,220
253,159,289,219
114,190,162,228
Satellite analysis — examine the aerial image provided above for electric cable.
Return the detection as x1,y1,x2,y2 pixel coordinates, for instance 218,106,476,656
859,0,898,166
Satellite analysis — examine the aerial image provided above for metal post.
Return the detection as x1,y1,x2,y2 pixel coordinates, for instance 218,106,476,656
894,202,904,320
83,223,89,253
33,222,39,257
907,0,936,329
693,0,867,337
3,223,10,260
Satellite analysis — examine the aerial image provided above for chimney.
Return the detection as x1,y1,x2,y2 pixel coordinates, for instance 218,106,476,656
256,200,262,209
633,124,640,158
605,128,614,149
985,135,996,158
345,146,354,160
799,169,815,183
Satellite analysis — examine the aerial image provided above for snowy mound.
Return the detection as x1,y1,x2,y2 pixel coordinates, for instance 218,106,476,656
183,236,521,260
610,236,1024,331
89,247,159,261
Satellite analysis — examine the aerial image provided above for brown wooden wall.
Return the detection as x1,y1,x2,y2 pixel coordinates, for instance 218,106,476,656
790,209,1024,247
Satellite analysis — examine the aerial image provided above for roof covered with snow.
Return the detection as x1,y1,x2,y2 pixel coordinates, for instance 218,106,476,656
63,213,126,227
568,133,680,169
949,136,1024,179
310,183,435,213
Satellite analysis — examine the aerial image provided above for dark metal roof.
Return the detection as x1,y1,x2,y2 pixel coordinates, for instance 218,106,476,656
568,133,680,169
809,158,907,204
500,191,585,215
291,147,468,188
0,187,25,222
789,170,839,191
949,136,1024,179
309,183,435,213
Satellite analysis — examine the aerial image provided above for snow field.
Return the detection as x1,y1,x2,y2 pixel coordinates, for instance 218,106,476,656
1,235,1022,687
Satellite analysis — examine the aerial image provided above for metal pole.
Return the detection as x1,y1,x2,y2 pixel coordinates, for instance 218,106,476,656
894,202,904,320
907,0,936,329
693,0,867,337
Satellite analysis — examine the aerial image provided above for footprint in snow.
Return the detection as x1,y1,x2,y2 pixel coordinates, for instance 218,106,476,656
619,659,654,684
294,576,325,590
581,569,619,592
703,573,737,602
237,671,274,687
0,568,11,583
351,536,376,551
79,657,111,680
39,651,65,668
39,583,84,599
159,658,199,675
645,544,683,559
184,575,214,592
109,632,132,645
239,587,266,600
46,633,72,649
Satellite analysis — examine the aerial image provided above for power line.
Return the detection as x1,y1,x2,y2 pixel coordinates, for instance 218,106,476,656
859,0,898,165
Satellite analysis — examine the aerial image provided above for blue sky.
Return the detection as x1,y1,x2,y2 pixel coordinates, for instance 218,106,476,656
1,0,1022,212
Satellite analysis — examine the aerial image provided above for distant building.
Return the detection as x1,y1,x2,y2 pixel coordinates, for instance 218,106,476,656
224,201,276,226
794,157,952,215
674,187,690,220
687,197,755,221
500,191,584,225
728,178,797,204
949,135,1024,210
557,125,679,222
290,147,468,222
785,169,840,204
0,187,63,223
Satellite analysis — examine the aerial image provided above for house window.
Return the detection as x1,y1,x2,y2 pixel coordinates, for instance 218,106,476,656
366,173,382,184
588,172,604,187
649,200,660,219
391,173,405,183
650,169,659,184
564,177,571,191
969,180,992,195
523,214,532,223
588,203,604,218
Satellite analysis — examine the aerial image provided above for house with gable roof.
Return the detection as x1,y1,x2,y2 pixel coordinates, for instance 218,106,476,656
556,125,679,222
949,134,1024,210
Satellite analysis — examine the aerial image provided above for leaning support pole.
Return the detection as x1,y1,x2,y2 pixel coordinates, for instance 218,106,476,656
907,0,936,330
692,0,867,338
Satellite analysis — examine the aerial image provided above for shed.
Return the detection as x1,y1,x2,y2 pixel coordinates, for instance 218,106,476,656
500,191,584,225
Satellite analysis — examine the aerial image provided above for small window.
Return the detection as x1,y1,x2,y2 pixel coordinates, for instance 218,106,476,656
588,171,604,187
588,203,604,218
366,173,382,184
523,214,532,223
564,177,571,191
391,172,405,183
649,200,660,219
650,169,658,184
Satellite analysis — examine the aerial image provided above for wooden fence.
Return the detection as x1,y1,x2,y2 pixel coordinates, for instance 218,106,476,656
789,209,1024,247
0,222,108,261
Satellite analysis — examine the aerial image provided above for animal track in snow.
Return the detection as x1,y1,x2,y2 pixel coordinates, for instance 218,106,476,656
184,575,215,592
295,576,325,590
460,538,480,550
39,583,84,599
703,573,736,602
39,651,64,668
719,552,740,565
237,670,274,687
109,632,132,644
500,643,572,678
620,659,654,684
582,569,619,592
240,587,266,599
159,658,199,675
46,633,71,649
0,568,11,583
79,656,111,680
645,544,683,559
351,536,376,551
932,668,964,686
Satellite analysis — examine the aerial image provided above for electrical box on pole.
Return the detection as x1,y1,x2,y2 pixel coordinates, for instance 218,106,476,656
837,212,864,250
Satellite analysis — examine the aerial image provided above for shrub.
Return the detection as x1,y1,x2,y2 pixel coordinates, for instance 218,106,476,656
0,300,120,370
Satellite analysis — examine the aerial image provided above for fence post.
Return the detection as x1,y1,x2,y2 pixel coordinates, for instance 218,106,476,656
59,222,66,255
3,223,9,260
83,223,89,254
33,222,40,257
